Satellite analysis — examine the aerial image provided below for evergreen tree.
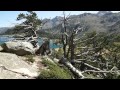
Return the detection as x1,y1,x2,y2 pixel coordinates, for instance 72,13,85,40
17,11,42,38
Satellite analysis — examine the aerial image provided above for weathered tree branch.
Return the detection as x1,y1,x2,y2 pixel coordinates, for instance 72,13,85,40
72,60,101,71
82,70,119,73
75,34,98,44
75,59,87,61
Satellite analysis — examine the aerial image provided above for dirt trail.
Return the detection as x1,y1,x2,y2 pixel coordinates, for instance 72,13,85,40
32,56,45,70
18,55,46,78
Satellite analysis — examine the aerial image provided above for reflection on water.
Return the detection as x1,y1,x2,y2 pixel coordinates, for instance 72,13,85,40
0,36,62,49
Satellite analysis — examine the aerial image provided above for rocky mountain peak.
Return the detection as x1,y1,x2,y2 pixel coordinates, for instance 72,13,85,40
97,11,112,16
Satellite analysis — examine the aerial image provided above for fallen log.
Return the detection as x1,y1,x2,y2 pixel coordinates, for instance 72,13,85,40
59,57,85,79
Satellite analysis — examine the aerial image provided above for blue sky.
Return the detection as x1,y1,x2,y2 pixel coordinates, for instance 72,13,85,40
0,11,120,27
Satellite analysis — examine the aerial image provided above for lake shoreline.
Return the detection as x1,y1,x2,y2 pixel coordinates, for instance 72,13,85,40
0,35,62,49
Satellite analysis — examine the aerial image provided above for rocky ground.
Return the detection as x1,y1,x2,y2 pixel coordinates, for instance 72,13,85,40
0,40,59,79
0,52,47,79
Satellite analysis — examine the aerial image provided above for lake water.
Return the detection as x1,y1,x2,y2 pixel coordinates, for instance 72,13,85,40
0,36,62,49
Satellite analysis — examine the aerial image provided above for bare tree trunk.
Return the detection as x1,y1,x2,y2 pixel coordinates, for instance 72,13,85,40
66,36,71,58
62,11,68,58
66,45,70,59
32,29,38,38
62,35,67,58
70,33,75,60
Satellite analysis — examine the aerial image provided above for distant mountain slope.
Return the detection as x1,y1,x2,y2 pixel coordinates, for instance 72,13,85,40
109,20,120,32
0,27,11,34
3,11,120,37
41,11,120,34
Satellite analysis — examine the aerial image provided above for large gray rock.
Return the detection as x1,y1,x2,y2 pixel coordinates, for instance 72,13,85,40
1,41,36,56
0,46,3,51
0,52,38,79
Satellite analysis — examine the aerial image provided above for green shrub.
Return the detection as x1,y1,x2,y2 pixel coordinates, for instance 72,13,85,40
37,60,73,79
25,55,35,63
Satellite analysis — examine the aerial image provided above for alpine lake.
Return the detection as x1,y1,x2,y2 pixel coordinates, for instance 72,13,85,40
0,35,62,49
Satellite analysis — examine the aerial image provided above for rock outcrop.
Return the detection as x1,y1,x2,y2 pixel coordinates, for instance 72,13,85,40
1,41,37,56
0,52,38,79
0,45,3,51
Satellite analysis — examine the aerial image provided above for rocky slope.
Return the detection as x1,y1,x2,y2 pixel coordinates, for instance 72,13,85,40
37,11,120,38
0,52,39,79
0,40,46,79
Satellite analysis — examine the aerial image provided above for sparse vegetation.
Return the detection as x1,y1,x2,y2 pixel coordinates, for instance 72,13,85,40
2,11,120,79
25,55,35,63
37,60,73,79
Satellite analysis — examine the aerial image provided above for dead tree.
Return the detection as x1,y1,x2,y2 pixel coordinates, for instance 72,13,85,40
59,13,118,78
61,12,82,60
59,12,86,78
61,11,68,58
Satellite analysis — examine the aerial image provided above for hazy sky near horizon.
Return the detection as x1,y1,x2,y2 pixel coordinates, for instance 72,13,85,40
0,11,120,27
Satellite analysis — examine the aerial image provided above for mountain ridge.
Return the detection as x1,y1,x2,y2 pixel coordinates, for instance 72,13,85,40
2,11,120,37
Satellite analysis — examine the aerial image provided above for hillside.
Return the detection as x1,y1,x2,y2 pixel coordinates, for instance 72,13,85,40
3,11,120,37
40,11,120,37
1,11,120,79
0,27,11,34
